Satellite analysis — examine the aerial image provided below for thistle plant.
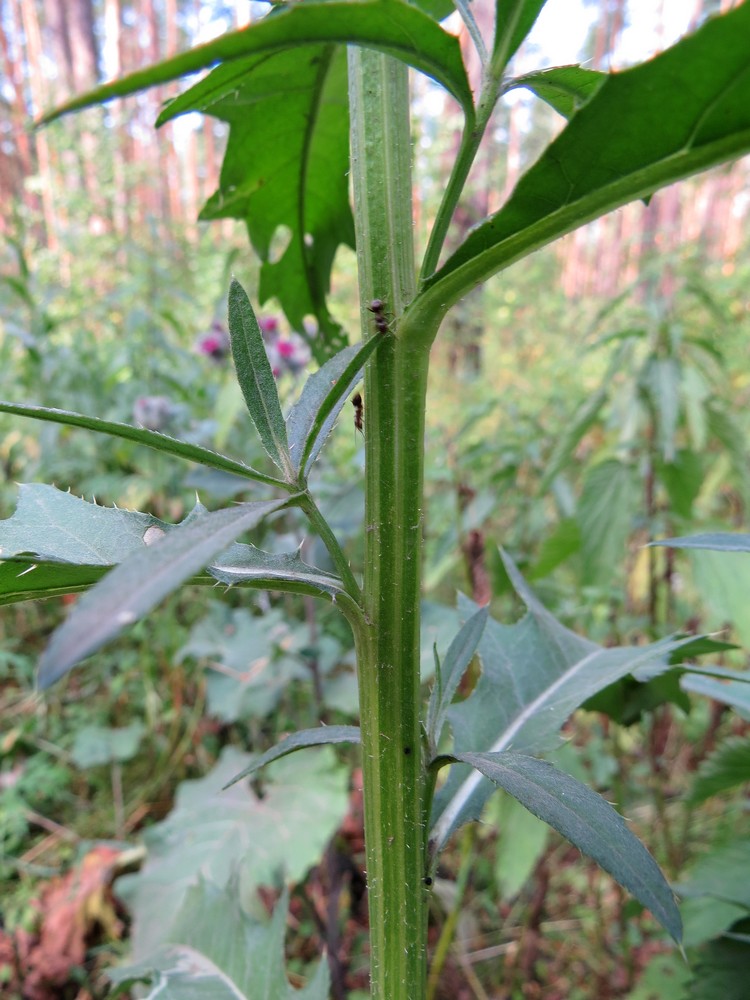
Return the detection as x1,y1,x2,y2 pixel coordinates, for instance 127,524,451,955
3,2,750,997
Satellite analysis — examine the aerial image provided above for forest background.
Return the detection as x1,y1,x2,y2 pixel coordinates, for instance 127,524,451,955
1,1,750,999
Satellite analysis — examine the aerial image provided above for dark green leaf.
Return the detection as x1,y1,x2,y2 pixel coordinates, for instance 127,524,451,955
528,518,580,579
505,65,606,120
431,552,692,849
584,673,691,727
426,4,750,299
677,837,750,911
426,606,488,748
37,498,289,688
653,533,750,552
685,936,750,1000
0,400,285,489
437,750,682,943
682,674,750,718
657,450,704,520
577,459,637,586
0,561,105,606
689,736,750,804
494,0,548,69
287,334,385,476
110,883,330,999
40,0,473,123
170,47,352,360
223,725,361,788
228,280,292,477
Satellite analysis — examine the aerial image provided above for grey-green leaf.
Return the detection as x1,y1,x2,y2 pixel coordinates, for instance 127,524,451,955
577,459,637,586
228,279,292,477
287,335,384,476
431,552,694,849
688,736,750,804
439,750,682,943
37,498,288,688
652,533,750,552
223,725,361,789
0,400,285,489
426,605,488,748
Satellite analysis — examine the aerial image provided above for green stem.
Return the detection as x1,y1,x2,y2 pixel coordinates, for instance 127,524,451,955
348,46,439,999
297,491,362,603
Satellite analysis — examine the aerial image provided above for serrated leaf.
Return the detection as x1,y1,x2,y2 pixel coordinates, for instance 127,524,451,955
209,543,344,598
505,65,606,120
494,0,548,69
170,47,352,361
577,459,636,586
228,280,292,476
426,4,750,299
115,746,348,963
437,750,682,943
41,0,473,123
688,736,750,804
110,883,329,1000
426,606,488,748
286,335,384,476
0,401,284,488
37,498,289,688
431,552,692,850
223,725,361,789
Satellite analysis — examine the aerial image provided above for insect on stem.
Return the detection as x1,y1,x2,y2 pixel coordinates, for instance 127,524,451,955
352,391,364,434
368,299,390,334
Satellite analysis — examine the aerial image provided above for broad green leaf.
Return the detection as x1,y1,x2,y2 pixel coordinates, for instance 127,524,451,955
0,561,105,606
654,532,750,552
493,0,548,70
37,498,289,688
431,552,692,849
528,518,580,579
657,450,704,521
224,725,361,789
643,356,681,463
682,674,750,719
437,750,682,943
622,953,691,1000
577,459,637,586
681,896,749,950
685,547,750,649
40,0,474,123
688,736,750,804
287,335,385,477
115,746,348,962
110,883,329,1000
228,280,292,477
165,47,352,361
426,605,488,748
0,400,285,489
505,65,606,120
71,722,146,768
676,837,750,912
425,4,750,302
538,383,609,494
684,937,750,1000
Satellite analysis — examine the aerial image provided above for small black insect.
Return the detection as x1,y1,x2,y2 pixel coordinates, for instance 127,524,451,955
352,391,364,434
368,298,390,334
423,876,433,887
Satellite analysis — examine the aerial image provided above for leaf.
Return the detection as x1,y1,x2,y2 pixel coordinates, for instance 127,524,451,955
538,383,609,494
115,746,348,963
40,0,474,123
505,65,606,120
0,486,342,607
681,674,750,719
71,722,146,768
493,0,548,69
431,552,692,849
688,736,750,804
436,750,682,943
167,47,352,360
528,518,580,579
286,335,384,477
0,400,284,489
223,725,361,789
653,533,750,552
426,606,488,748
426,4,750,300
684,547,750,649
228,280,292,477
488,791,548,899
684,936,750,1000
109,882,330,1000
657,450,704,521
37,498,289,688
577,459,637,587
677,837,750,912
643,356,681,463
